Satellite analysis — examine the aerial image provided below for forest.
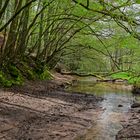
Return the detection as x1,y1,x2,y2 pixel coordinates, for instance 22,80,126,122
0,0,140,140
0,0,140,86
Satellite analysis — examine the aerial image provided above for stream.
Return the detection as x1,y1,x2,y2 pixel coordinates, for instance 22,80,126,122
67,77,138,140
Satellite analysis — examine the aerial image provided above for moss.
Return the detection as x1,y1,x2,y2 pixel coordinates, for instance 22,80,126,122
39,66,53,80
0,60,53,87
0,71,12,87
110,72,131,80
8,65,24,85
27,69,36,80
8,65,20,78
16,62,36,80
0,64,25,87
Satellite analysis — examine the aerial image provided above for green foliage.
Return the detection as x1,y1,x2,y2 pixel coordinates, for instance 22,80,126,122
16,62,36,80
111,72,131,80
39,66,53,80
8,65,24,85
0,71,12,87
73,4,88,16
0,61,53,87
0,65,24,87
1,0,140,87
110,72,140,84
17,62,53,81
90,1,103,10
136,0,140,4
128,77,140,85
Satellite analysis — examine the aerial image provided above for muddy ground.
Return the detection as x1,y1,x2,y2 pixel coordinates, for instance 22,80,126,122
0,72,139,140
0,74,103,140
116,104,140,140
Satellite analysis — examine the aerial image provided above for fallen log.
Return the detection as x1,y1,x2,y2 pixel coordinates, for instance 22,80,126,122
60,71,104,80
96,78,127,83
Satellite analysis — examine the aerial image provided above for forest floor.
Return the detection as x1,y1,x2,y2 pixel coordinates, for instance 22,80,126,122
0,73,103,140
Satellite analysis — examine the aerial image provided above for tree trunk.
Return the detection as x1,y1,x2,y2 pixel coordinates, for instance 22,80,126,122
3,0,23,61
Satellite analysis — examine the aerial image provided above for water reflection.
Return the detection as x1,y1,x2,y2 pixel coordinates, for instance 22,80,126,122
68,77,137,140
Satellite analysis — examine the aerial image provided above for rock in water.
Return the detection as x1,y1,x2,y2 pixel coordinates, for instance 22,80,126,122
132,86,140,94
118,104,123,107
131,103,140,108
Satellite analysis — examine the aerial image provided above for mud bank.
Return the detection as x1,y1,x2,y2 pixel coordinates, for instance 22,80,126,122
116,83,140,140
116,104,140,140
0,76,103,140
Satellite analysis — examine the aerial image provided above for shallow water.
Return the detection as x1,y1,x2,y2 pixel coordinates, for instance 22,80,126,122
68,77,136,140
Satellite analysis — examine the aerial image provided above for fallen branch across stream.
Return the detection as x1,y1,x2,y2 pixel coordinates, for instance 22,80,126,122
60,71,104,80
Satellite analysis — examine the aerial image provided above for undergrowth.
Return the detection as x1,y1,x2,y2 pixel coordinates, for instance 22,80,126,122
0,59,53,87
110,71,140,85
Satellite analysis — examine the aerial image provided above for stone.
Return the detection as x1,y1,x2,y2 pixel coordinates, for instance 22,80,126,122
131,103,140,108
118,104,123,107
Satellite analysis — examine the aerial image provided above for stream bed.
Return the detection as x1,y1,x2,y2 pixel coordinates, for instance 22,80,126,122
67,77,137,140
